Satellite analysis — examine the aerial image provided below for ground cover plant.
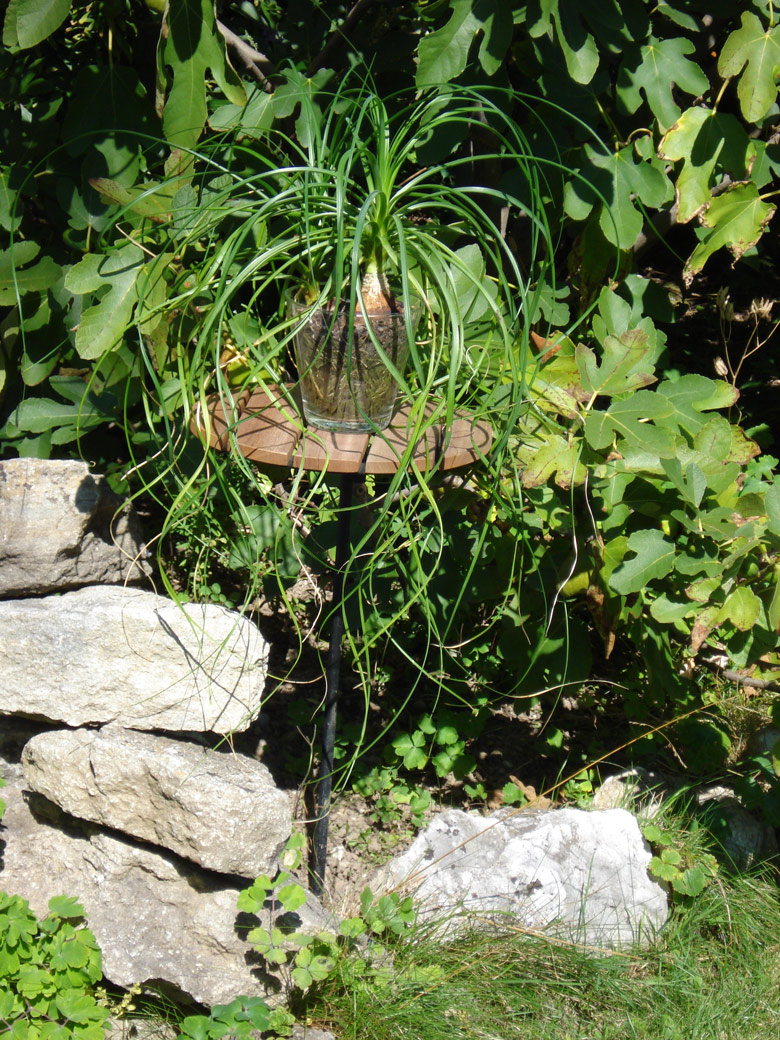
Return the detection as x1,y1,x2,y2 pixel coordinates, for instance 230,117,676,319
2,0,780,1034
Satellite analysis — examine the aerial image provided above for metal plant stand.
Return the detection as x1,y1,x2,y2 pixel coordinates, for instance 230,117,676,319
196,386,492,895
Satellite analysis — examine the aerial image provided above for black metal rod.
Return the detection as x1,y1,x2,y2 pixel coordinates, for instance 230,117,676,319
311,472,354,895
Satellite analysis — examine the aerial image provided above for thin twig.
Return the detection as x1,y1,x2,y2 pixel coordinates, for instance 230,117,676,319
701,658,780,693
217,20,275,93
307,0,376,75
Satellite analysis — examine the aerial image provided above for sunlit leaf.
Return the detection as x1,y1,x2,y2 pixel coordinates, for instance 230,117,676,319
64,243,144,359
517,430,586,489
157,0,246,151
650,595,693,623
718,11,780,122
47,896,85,920
583,390,677,457
609,529,676,595
276,883,307,912
209,83,275,137
3,0,71,50
617,36,708,128
765,479,780,536
685,181,776,284
415,0,512,87
655,375,738,437
716,586,761,630
576,327,659,397
0,243,62,305
659,108,753,223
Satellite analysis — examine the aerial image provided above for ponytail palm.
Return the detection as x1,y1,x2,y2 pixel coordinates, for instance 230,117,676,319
158,76,555,430
130,73,563,788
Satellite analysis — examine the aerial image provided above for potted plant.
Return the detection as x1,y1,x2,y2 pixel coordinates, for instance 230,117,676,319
158,74,548,436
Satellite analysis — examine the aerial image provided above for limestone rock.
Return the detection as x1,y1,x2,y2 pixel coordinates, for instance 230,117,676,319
0,458,151,597
375,807,668,947
592,767,670,820
22,727,291,877
696,784,778,870
0,586,268,733
0,785,332,1008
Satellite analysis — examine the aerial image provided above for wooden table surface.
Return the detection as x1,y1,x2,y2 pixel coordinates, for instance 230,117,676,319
193,386,493,475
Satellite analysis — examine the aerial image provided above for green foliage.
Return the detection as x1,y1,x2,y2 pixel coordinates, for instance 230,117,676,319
358,888,415,939
176,996,293,1040
3,0,72,50
235,835,416,1007
157,0,246,156
353,767,433,831
316,873,780,1040
237,835,343,996
643,820,719,899
389,710,481,781
0,891,108,1040
3,0,780,789
718,11,780,123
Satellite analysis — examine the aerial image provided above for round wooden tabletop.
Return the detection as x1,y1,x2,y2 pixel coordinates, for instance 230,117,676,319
193,386,493,475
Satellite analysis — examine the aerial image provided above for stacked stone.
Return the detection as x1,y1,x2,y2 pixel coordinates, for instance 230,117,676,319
14,458,758,1007
0,459,308,1008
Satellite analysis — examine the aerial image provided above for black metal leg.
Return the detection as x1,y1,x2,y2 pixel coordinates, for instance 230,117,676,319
311,473,354,895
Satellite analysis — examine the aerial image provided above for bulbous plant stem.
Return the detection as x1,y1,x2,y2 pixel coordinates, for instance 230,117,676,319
358,262,396,316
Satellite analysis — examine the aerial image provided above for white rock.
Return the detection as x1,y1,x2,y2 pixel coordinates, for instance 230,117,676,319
22,727,291,877
375,807,668,947
0,586,268,733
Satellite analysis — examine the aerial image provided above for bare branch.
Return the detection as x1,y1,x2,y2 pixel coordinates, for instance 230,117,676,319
218,20,275,94
307,0,377,76
702,657,780,693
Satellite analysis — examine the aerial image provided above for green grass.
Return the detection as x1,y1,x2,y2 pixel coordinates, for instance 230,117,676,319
313,873,780,1040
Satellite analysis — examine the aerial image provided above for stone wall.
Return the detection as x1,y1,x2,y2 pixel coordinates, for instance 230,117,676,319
0,459,316,1008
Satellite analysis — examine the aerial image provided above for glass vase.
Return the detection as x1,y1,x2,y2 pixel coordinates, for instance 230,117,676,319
288,295,419,432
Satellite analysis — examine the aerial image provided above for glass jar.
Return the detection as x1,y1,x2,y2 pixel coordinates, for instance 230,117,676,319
288,295,419,432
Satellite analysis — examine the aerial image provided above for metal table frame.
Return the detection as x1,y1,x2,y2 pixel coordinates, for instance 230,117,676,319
196,386,492,894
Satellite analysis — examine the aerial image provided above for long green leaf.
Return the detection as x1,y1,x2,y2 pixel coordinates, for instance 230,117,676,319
64,243,144,359
3,0,71,49
415,0,511,87
617,35,709,129
157,0,246,151
659,108,752,223
685,181,776,284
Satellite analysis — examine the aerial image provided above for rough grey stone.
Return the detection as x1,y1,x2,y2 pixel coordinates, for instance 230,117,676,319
696,784,778,870
0,784,332,1008
592,768,670,820
375,807,668,948
22,727,291,876
0,458,152,597
0,586,268,733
